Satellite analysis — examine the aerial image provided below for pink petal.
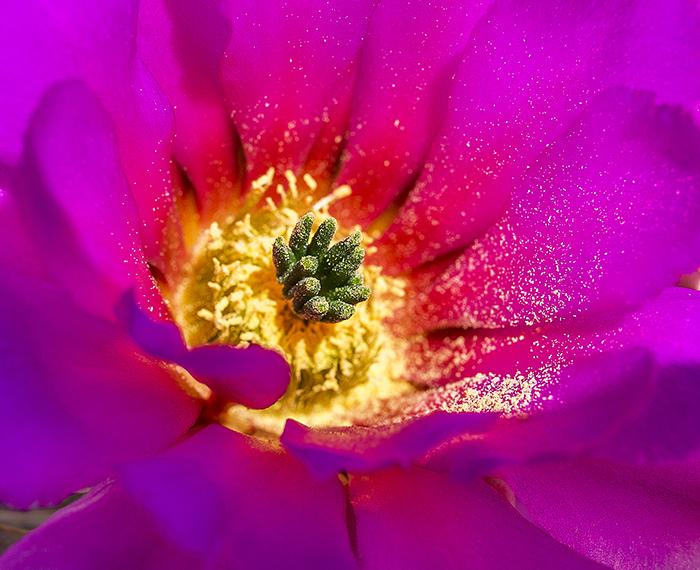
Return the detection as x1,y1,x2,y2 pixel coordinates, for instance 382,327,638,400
1,482,199,569
379,0,700,271
220,0,372,180
413,90,700,328
15,81,166,320
118,291,290,409
412,287,700,390
412,288,700,472
350,467,602,569
0,189,40,275
331,0,491,226
118,426,357,568
0,0,178,259
4,426,358,568
0,272,199,509
425,349,656,478
503,457,700,569
302,62,359,181
137,0,240,219
281,411,497,477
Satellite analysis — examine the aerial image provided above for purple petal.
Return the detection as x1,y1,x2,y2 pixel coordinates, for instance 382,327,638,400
503,457,700,569
118,290,290,409
379,0,700,271
412,287,700,389
5,425,358,568
1,482,199,570
594,290,700,464
330,0,491,227
137,0,239,219
411,288,700,472
303,64,358,182
0,189,40,275
425,349,656,478
0,0,135,163
118,426,357,569
0,0,178,258
350,468,603,569
0,272,199,509
15,80,168,320
220,0,372,179
281,411,497,477
413,90,700,328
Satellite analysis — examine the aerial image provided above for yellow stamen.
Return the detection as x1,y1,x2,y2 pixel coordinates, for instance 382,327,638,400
172,170,412,435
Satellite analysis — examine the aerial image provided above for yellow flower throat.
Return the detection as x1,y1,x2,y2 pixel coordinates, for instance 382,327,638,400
172,169,412,435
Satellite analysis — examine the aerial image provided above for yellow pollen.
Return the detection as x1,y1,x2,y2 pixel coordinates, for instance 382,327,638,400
173,170,412,435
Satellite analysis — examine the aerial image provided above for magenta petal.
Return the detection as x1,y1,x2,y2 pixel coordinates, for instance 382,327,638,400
414,90,700,328
3,427,357,568
596,365,700,464
16,80,166,320
118,290,290,408
0,189,40,275
220,0,371,179
0,0,177,257
331,0,490,226
303,64,358,181
412,288,700,390
350,468,602,569
380,0,700,271
0,0,136,163
426,349,655,478
503,458,700,569
594,290,700,464
414,288,700,472
137,0,239,217
0,273,198,509
281,411,497,477
120,425,357,568
1,482,199,570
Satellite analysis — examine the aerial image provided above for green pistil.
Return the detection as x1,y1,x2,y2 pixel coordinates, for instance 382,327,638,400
272,212,371,323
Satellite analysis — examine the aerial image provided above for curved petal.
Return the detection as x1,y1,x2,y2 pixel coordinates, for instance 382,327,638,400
138,0,239,219
0,272,199,509
302,62,358,181
0,189,40,276
4,426,357,568
413,90,700,328
1,482,199,569
15,81,166,320
413,288,700,473
118,290,290,409
119,426,357,569
0,0,178,258
379,0,700,271
412,287,700,390
350,467,603,569
503,458,700,569
0,0,134,163
331,0,491,226
425,349,656,478
220,0,372,180
281,411,497,477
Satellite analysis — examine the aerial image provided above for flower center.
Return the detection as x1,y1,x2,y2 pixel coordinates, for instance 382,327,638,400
273,213,371,323
172,170,412,435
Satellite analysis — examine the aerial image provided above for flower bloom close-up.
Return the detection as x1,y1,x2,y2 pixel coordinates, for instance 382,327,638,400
2,0,700,568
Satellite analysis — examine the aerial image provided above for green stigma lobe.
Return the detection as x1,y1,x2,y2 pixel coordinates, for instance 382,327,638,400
288,212,314,258
273,213,371,323
272,237,295,279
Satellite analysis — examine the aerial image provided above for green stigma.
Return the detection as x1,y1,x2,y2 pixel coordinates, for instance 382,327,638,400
272,212,371,323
